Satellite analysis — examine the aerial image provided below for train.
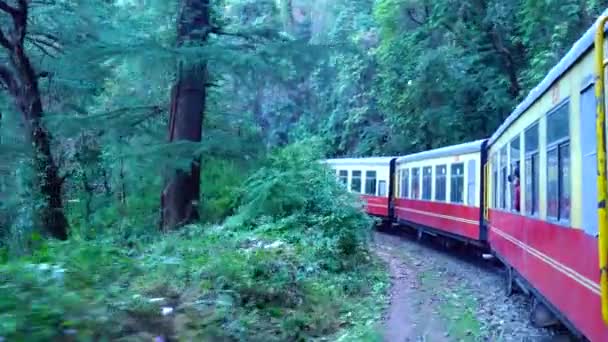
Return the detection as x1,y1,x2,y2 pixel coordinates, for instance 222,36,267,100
324,10,608,342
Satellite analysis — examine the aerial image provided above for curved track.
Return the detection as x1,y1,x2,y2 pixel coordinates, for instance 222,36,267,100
374,228,577,341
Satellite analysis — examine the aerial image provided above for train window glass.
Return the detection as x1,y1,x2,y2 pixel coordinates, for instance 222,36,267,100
365,171,377,195
547,148,559,218
560,143,571,221
525,123,539,153
338,170,348,186
422,166,432,200
492,155,498,208
547,102,570,222
547,143,571,221
467,159,476,206
510,137,521,212
412,168,420,199
435,165,447,201
500,146,508,209
401,169,409,199
351,170,362,193
525,123,539,215
378,180,387,197
450,163,464,203
396,170,401,197
547,103,569,143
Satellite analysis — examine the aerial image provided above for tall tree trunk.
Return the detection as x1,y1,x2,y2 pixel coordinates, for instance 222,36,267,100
161,0,210,230
0,1,68,240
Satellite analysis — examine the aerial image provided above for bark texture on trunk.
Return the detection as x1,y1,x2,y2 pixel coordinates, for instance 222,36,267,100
0,1,68,240
161,0,210,230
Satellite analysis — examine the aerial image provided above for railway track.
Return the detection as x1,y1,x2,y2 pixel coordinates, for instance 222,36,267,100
374,227,576,341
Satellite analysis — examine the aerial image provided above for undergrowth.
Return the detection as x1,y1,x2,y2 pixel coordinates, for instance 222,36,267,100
0,142,389,341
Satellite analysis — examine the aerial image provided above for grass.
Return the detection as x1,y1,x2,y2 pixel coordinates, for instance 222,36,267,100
440,289,482,341
0,224,390,341
418,269,482,341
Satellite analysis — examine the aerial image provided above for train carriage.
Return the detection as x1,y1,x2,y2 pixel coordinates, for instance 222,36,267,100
322,10,608,341
323,157,396,218
394,140,488,244
485,11,608,340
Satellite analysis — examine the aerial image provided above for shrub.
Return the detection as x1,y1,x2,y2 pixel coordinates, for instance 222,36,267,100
0,141,387,341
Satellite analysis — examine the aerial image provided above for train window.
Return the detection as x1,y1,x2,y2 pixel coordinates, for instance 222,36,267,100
435,165,447,201
450,163,464,203
525,123,539,215
401,169,409,199
510,137,521,212
412,168,420,199
338,170,348,186
351,170,362,193
547,103,570,222
492,155,498,208
547,149,559,218
467,159,476,206
378,180,387,197
396,170,401,197
500,146,508,209
365,171,377,195
422,166,432,200
560,143,571,221
547,103,569,143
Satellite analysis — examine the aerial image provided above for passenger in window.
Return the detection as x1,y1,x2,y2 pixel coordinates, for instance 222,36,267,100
508,166,520,212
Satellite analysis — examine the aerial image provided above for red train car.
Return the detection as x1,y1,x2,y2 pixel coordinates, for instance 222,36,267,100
393,140,488,245
323,157,396,219
483,11,608,340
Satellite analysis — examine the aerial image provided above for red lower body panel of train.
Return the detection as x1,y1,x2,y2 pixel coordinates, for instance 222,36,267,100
394,199,483,242
489,210,607,341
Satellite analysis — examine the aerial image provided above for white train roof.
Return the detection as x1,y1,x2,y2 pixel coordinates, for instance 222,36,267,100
323,156,397,167
489,8,608,145
396,139,487,164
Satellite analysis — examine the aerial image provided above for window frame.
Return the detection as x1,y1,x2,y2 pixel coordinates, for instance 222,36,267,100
365,170,377,196
338,170,348,186
509,136,521,212
401,168,410,199
499,146,508,210
411,167,421,200
545,100,571,224
378,180,388,197
450,163,465,204
491,154,498,209
422,166,433,200
351,170,362,193
435,164,447,202
524,122,540,217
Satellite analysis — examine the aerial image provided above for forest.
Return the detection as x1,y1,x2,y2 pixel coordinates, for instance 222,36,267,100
0,0,607,340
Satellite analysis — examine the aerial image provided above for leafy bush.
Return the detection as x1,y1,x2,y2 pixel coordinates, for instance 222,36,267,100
0,142,387,341
230,140,374,260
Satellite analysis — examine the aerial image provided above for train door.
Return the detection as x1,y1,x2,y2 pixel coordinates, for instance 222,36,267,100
581,81,599,236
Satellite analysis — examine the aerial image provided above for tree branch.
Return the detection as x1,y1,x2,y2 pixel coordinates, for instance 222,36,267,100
12,0,28,46
0,1,19,16
26,36,62,57
0,27,11,49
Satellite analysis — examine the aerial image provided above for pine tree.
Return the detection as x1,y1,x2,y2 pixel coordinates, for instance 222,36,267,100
161,0,211,230
0,1,68,240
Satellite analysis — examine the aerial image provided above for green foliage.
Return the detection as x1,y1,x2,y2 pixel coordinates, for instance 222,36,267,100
229,140,374,259
0,142,387,341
